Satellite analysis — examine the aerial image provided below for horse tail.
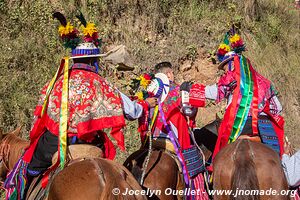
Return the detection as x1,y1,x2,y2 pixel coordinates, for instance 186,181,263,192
230,140,260,200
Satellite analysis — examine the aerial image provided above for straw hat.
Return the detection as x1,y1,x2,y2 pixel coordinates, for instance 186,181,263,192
147,73,170,102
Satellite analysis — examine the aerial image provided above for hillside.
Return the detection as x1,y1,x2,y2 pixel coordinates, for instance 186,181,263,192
0,0,299,162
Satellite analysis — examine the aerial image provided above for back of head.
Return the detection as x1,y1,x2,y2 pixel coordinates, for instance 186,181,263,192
73,57,98,65
154,62,172,74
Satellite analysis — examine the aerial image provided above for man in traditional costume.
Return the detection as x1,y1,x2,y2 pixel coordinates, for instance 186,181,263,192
4,12,156,200
182,29,285,164
133,62,209,200
283,144,300,187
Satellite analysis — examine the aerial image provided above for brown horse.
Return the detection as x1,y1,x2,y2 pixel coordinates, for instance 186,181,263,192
48,157,147,200
0,127,29,181
213,139,290,200
0,128,147,200
124,148,185,200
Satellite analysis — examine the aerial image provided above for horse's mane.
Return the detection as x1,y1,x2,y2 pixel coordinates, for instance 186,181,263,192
1,133,27,143
1,133,28,144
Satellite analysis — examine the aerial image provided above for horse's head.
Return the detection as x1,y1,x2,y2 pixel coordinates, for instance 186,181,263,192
0,127,26,181
0,126,22,141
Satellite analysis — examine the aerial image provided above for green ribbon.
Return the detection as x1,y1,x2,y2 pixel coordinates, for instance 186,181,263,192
229,56,254,143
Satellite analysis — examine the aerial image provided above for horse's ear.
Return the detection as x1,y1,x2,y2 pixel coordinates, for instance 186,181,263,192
11,126,22,137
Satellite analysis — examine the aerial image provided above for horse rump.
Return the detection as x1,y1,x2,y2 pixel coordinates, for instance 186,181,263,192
230,140,260,200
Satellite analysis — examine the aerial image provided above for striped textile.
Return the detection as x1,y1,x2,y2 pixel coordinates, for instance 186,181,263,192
258,119,280,154
293,188,300,200
182,146,205,177
192,173,209,200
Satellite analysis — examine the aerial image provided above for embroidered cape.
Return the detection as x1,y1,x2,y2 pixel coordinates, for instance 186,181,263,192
23,63,126,162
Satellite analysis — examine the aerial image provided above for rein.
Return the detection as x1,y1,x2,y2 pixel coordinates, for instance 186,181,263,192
140,131,152,185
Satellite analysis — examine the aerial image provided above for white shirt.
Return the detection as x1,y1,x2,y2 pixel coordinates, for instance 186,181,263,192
282,150,300,187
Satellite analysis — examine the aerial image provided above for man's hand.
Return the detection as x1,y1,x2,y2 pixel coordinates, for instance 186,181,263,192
284,138,295,156
180,81,193,92
145,97,158,108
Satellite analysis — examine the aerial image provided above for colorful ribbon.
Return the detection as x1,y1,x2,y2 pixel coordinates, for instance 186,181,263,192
41,57,69,169
41,57,69,188
41,59,66,116
150,106,159,132
59,57,69,169
229,56,254,143
213,55,260,159
238,57,253,134
249,60,259,135
223,56,242,142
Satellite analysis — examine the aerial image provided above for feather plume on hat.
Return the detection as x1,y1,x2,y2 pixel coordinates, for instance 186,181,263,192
76,10,102,47
53,12,81,49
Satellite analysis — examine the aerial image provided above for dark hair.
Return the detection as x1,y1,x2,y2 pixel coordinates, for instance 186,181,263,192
73,57,99,64
154,61,172,73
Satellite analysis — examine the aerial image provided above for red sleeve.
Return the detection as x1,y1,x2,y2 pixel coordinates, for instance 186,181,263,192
137,100,150,142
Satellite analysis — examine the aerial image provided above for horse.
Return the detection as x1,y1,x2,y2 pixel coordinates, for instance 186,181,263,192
0,128,147,200
124,147,185,200
212,139,290,200
47,157,147,200
0,127,29,182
